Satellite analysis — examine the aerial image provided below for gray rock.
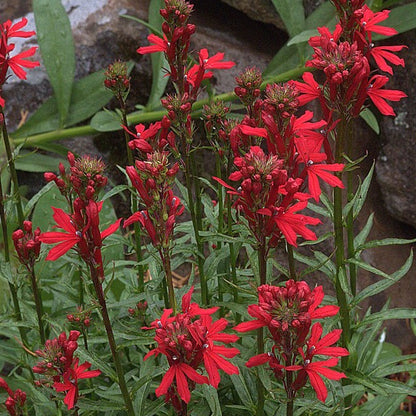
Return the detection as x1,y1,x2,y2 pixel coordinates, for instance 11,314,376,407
220,0,325,31
376,30,416,228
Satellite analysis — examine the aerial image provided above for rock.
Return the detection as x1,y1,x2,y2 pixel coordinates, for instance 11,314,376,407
376,30,416,229
219,0,325,31
3,0,151,130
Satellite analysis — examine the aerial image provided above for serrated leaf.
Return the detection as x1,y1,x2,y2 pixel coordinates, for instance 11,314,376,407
352,250,413,305
230,372,255,409
201,384,222,416
357,308,416,328
77,348,117,381
354,213,374,248
33,0,75,127
360,108,380,134
353,162,374,219
358,237,416,250
346,369,387,395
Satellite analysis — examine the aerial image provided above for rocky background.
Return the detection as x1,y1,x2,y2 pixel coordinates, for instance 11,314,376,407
2,0,416,350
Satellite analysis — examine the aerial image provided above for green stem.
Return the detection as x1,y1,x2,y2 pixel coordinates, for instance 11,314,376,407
0,172,28,348
346,126,356,296
120,99,145,291
184,152,207,305
160,248,176,314
1,110,24,225
29,268,46,344
256,238,267,416
89,263,135,416
11,68,312,147
287,244,296,281
333,118,351,347
215,154,224,307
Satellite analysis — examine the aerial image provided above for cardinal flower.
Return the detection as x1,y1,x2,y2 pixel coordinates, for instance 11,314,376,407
53,358,101,410
367,75,407,116
287,358,346,402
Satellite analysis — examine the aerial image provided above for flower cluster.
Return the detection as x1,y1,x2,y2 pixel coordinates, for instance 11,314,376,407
40,153,120,280
44,152,108,203
138,0,234,149
0,377,26,416
295,1,406,117
214,69,344,249
145,287,239,412
235,281,349,402
33,331,100,410
12,220,41,272
0,17,39,106
124,151,183,249
104,60,130,97
67,305,92,329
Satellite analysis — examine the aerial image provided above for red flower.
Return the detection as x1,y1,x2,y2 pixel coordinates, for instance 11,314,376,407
2,18,36,39
369,44,406,75
53,358,101,410
137,33,169,55
2,44,39,80
367,75,407,116
39,208,81,260
155,362,208,404
287,358,346,402
306,323,349,359
0,377,26,416
360,6,398,39
272,202,321,247
40,205,121,261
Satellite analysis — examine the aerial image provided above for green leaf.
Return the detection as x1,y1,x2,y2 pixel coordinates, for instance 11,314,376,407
230,372,255,409
147,0,169,110
358,237,416,250
353,392,407,416
33,0,75,127
373,3,416,40
23,181,55,218
345,369,387,395
201,384,223,416
360,108,380,134
287,29,319,46
31,183,67,232
14,65,133,138
354,213,374,248
15,151,64,172
77,348,117,381
357,308,416,328
352,250,413,305
90,109,122,131
271,0,305,38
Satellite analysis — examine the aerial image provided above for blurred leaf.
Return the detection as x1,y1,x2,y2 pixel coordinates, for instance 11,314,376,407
264,1,335,77
373,3,416,39
14,65,133,138
271,0,305,38
360,108,380,134
33,0,75,127
15,151,64,172
287,29,319,46
353,392,407,416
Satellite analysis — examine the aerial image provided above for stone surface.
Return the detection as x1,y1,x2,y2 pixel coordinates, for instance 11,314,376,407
376,31,416,229
220,0,325,31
